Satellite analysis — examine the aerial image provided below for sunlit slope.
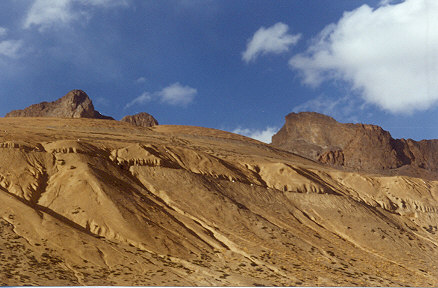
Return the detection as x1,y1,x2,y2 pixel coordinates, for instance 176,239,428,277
0,118,437,286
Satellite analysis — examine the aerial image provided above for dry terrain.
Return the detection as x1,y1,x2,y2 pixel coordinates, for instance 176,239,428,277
0,117,437,286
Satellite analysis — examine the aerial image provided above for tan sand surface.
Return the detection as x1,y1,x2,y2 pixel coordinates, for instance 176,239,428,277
0,117,437,286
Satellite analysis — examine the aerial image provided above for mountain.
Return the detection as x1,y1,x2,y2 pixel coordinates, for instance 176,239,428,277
0,116,437,286
271,112,438,177
5,90,114,120
121,112,158,127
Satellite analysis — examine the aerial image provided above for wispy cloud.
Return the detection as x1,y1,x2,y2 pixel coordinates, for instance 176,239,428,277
0,40,24,58
24,0,76,31
23,0,129,31
0,27,8,37
232,126,279,143
125,82,197,109
242,22,301,63
0,27,23,59
125,92,152,109
136,77,147,84
157,82,196,106
290,0,438,114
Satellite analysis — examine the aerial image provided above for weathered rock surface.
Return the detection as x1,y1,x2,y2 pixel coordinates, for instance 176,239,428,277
5,90,114,120
271,112,438,175
0,117,437,286
121,112,158,127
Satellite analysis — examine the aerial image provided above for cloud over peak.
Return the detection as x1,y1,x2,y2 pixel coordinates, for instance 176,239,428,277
289,0,438,114
242,22,301,63
126,82,197,109
232,126,279,144
125,92,152,109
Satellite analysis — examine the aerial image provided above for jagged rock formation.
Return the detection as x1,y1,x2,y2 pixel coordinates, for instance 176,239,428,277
5,90,114,120
0,117,437,286
271,112,438,175
121,112,158,127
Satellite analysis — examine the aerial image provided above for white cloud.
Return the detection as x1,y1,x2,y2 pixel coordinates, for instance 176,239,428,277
0,40,23,58
24,0,129,31
289,0,438,114
0,27,7,38
136,77,147,83
157,82,196,106
125,92,152,109
24,0,74,30
232,127,279,144
0,27,23,59
242,22,301,63
125,82,197,108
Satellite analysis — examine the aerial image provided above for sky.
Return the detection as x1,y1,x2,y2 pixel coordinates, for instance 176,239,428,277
1,0,438,143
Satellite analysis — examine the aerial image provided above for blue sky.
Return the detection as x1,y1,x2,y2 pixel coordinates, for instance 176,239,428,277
1,0,438,142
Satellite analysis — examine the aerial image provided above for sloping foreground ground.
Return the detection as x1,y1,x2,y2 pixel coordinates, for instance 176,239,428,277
0,117,437,286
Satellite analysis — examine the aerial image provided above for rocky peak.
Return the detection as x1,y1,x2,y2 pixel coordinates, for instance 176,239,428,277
5,90,113,120
271,112,438,174
121,112,158,127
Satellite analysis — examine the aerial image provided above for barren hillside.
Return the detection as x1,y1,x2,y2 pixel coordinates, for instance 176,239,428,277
0,117,437,286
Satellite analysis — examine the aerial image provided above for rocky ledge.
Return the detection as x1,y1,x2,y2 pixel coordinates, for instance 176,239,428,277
271,112,438,175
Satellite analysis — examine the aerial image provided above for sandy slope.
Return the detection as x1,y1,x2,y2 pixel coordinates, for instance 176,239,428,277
0,117,437,286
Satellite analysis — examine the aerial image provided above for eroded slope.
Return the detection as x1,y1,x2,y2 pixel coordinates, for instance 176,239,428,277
0,118,437,286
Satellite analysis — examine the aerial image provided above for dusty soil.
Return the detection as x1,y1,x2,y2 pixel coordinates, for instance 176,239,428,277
0,117,437,286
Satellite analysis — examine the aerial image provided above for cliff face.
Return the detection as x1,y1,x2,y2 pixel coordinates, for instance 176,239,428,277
271,112,438,174
5,90,114,120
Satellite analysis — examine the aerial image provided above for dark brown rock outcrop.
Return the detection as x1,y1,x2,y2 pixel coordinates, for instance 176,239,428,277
271,112,438,174
121,112,158,127
5,90,113,120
